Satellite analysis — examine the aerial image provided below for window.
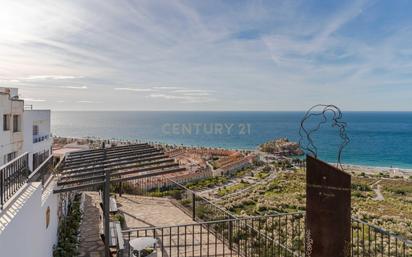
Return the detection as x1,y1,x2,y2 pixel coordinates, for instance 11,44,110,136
3,114,10,131
13,115,20,132
3,152,17,164
8,152,16,161
33,125,39,136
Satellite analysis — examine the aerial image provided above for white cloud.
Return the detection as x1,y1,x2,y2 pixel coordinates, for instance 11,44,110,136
114,87,154,92
181,92,211,96
60,85,88,89
25,75,83,80
0,79,20,83
152,86,183,90
77,100,95,104
148,93,215,104
149,94,183,100
173,89,213,93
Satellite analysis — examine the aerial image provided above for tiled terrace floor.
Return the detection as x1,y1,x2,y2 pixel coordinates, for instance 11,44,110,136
117,194,195,228
78,193,236,257
117,195,238,257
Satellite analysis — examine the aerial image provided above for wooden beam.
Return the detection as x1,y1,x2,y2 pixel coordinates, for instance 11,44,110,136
66,143,149,157
60,158,175,180
53,167,186,193
65,144,153,160
62,153,167,173
57,163,180,186
63,148,161,168
64,147,160,164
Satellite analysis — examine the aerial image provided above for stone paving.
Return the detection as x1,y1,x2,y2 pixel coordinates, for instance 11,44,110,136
117,195,238,257
117,194,195,228
78,193,237,257
78,193,105,257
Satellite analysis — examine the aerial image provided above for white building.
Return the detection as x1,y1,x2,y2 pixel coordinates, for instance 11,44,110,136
0,87,52,171
0,87,58,257
23,109,52,171
0,87,24,166
0,180,60,257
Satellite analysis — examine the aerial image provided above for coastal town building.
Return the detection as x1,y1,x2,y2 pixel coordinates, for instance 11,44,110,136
213,154,256,176
0,87,52,171
0,87,24,166
0,87,56,257
23,107,52,170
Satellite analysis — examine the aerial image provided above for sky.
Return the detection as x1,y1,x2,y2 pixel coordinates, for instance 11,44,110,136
0,0,412,111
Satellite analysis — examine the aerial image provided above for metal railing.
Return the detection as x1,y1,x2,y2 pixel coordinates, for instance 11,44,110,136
0,152,30,209
24,104,33,110
117,178,305,256
351,218,412,257
117,177,412,257
121,213,305,257
117,176,237,221
28,155,54,187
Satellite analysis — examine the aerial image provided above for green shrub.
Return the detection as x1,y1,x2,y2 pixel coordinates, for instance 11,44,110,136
352,183,372,192
112,213,126,228
392,189,406,195
53,194,82,257
262,166,271,172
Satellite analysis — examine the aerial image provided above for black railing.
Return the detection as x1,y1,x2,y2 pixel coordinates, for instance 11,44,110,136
33,149,50,171
0,152,30,209
117,176,236,221
28,155,54,187
351,218,412,257
117,178,305,256
121,213,305,257
117,176,411,257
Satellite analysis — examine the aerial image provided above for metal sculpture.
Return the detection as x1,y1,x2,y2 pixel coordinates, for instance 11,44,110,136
300,104,352,257
299,104,349,169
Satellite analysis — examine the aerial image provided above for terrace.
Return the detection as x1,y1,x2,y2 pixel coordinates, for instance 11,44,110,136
115,177,411,257
52,142,411,257
3,143,409,257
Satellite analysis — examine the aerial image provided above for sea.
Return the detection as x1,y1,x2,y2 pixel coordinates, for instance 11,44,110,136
52,111,412,169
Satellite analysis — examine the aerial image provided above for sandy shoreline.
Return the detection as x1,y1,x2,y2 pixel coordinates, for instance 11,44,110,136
340,163,412,176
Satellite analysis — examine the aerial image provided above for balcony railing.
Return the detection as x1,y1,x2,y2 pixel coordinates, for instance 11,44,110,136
0,153,30,210
28,155,54,187
117,177,412,257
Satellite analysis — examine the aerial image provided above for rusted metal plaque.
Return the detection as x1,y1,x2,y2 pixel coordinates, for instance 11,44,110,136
305,155,351,257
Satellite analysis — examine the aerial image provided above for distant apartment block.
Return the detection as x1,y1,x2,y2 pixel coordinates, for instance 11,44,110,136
213,154,256,176
0,87,52,171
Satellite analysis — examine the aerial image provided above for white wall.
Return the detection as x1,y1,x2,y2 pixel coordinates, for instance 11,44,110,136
0,93,24,166
23,110,52,170
0,181,59,257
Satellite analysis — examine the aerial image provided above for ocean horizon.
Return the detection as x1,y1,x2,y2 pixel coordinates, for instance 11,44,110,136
52,111,412,169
